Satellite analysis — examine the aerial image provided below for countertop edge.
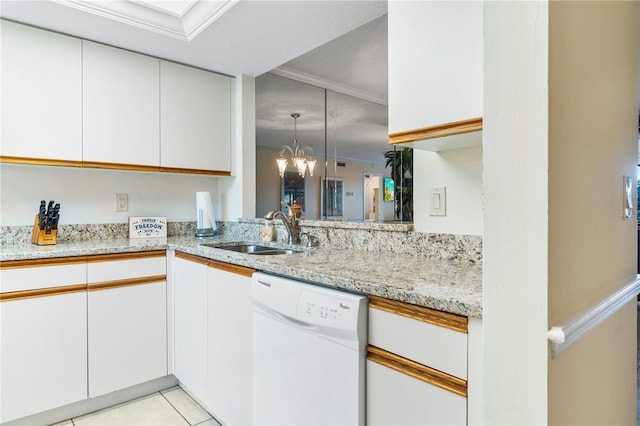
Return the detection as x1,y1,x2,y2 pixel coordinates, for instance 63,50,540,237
0,238,482,319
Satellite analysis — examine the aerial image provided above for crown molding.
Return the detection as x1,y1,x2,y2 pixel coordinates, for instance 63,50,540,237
50,0,238,41
271,66,388,106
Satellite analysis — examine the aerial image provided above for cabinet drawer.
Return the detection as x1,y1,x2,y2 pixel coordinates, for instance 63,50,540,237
367,359,466,425
0,262,86,293
368,296,467,379
87,253,166,283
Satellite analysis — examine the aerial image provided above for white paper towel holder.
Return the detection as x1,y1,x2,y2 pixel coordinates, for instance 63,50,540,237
195,191,218,238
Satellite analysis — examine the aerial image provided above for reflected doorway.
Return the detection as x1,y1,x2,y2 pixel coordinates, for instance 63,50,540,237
364,173,382,221
282,170,305,215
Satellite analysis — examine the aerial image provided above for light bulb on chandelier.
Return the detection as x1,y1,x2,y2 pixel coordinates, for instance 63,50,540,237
277,113,316,178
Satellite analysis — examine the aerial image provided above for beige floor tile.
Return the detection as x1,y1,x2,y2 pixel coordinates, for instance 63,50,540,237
195,418,221,426
161,387,212,425
73,393,189,426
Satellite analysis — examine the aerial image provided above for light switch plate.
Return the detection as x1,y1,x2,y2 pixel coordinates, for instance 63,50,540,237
429,187,446,216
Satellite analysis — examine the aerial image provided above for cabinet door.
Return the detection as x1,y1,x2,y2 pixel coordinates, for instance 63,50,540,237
1,20,82,161
173,256,208,401
206,263,254,425
88,281,167,397
388,1,482,134
160,60,231,172
83,41,160,167
367,360,466,425
0,292,87,423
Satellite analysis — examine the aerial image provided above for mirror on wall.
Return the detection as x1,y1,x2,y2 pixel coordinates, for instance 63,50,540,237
255,73,399,221
254,14,412,222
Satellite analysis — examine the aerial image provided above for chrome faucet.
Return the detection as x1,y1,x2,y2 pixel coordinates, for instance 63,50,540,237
264,203,301,244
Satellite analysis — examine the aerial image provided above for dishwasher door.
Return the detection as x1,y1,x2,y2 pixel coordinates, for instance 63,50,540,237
251,272,367,426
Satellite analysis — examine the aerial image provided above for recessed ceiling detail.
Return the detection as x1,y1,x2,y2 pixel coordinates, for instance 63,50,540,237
50,0,238,41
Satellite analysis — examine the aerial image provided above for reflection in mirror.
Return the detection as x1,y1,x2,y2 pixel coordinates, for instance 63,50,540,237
255,73,410,221
321,177,344,219
282,170,305,214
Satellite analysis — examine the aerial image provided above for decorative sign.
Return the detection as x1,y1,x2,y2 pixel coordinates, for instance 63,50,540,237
129,217,167,239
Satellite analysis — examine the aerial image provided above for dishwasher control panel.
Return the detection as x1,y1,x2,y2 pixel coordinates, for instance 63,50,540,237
297,290,356,328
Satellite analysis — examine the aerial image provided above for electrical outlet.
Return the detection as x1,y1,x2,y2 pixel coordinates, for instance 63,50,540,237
116,193,128,212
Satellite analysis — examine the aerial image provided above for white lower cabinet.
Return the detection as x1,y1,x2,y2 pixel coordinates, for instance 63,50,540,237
206,261,253,425
367,360,466,425
366,296,471,425
172,252,255,425
88,281,167,397
87,253,168,397
0,291,88,423
173,254,209,402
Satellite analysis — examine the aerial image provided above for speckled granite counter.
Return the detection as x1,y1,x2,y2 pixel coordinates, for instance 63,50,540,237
0,235,482,318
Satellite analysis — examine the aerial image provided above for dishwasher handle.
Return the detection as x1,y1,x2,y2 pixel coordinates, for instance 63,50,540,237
253,299,317,330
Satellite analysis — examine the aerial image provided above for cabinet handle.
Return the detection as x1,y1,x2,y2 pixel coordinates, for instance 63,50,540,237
369,295,467,333
0,284,87,302
367,345,467,397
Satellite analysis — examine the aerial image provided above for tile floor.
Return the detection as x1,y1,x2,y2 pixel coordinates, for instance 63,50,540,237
51,387,220,426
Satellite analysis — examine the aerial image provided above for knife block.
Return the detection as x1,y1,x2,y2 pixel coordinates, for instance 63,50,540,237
31,214,57,245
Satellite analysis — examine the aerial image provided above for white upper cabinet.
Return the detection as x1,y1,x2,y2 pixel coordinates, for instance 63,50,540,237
160,60,232,172
388,1,483,151
83,41,160,167
1,20,82,162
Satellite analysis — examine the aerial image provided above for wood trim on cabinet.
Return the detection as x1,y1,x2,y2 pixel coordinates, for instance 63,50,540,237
367,345,467,397
0,284,87,302
1,251,165,270
87,275,166,292
0,256,87,269
175,251,211,266
81,161,160,173
84,250,166,263
0,155,84,168
158,166,231,176
207,259,256,277
1,156,231,176
369,295,468,333
388,117,483,146
175,251,257,277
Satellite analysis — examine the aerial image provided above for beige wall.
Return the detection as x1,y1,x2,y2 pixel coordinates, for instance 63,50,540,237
547,1,639,424
484,1,638,423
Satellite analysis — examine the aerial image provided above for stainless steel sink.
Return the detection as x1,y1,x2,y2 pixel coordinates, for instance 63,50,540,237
200,243,301,255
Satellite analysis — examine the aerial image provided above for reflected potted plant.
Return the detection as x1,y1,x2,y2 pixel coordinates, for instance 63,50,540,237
384,148,413,221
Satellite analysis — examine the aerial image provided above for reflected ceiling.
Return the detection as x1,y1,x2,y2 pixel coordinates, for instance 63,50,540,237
257,16,389,165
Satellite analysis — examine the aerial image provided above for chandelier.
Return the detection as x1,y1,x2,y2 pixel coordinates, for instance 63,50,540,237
277,113,317,178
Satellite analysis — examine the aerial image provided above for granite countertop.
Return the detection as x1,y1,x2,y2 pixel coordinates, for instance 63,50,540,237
0,236,483,318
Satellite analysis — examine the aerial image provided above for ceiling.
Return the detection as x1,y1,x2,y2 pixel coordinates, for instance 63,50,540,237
0,0,387,77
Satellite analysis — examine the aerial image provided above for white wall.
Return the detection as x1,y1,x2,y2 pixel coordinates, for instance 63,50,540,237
413,146,483,235
219,75,256,220
0,164,223,226
483,2,549,423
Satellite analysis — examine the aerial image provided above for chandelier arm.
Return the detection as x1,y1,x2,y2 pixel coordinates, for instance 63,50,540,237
280,146,294,156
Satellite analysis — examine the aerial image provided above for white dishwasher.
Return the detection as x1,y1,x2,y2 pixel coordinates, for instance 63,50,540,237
251,272,368,426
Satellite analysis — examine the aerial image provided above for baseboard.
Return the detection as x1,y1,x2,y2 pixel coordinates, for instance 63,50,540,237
3,375,178,426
